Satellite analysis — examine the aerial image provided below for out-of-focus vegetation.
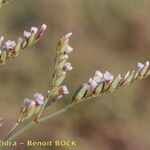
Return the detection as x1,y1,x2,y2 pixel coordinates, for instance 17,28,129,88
0,0,150,149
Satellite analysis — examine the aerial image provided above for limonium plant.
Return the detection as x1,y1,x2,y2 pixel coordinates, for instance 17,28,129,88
0,0,150,146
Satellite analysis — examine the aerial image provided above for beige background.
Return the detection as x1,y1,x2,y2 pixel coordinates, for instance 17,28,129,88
0,0,150,149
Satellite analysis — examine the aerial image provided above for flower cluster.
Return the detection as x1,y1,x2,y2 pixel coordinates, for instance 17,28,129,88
73,61,150,103
47,33,73,103
17,93,44,123
0,24,47,65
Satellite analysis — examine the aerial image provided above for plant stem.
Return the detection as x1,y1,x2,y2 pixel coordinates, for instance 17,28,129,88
5,103,75,141
4,95,99,141
5,123,19,139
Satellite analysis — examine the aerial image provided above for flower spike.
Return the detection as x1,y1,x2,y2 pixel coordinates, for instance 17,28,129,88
73,61,150,103
0,24,47,65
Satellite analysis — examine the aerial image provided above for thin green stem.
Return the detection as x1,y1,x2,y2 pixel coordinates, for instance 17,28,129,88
4,95,105,141
5,123,19,139
5,103,75,141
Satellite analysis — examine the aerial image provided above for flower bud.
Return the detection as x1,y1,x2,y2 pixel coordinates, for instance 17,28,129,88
137,62,144,71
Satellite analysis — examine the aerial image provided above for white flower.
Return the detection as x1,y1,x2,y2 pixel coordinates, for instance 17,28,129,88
88,79,98,89
31,26,38,34
23,31,31,39
93,70,103,83
137,62,144,71
63,62,73,71
33,93,44,105
93,76,102,83
103,71,114,81
4,40,16,50
59,85,69,95
65,45,73,54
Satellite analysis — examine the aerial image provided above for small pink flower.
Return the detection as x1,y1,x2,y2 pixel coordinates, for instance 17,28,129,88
88,79,98,89
24,98,33,106
4,40,16,50
59,85,69,95
33,93,44,105
103,71,114,81
24,31,31,39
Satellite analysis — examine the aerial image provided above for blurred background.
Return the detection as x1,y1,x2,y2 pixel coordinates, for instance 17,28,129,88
0,0,150,149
